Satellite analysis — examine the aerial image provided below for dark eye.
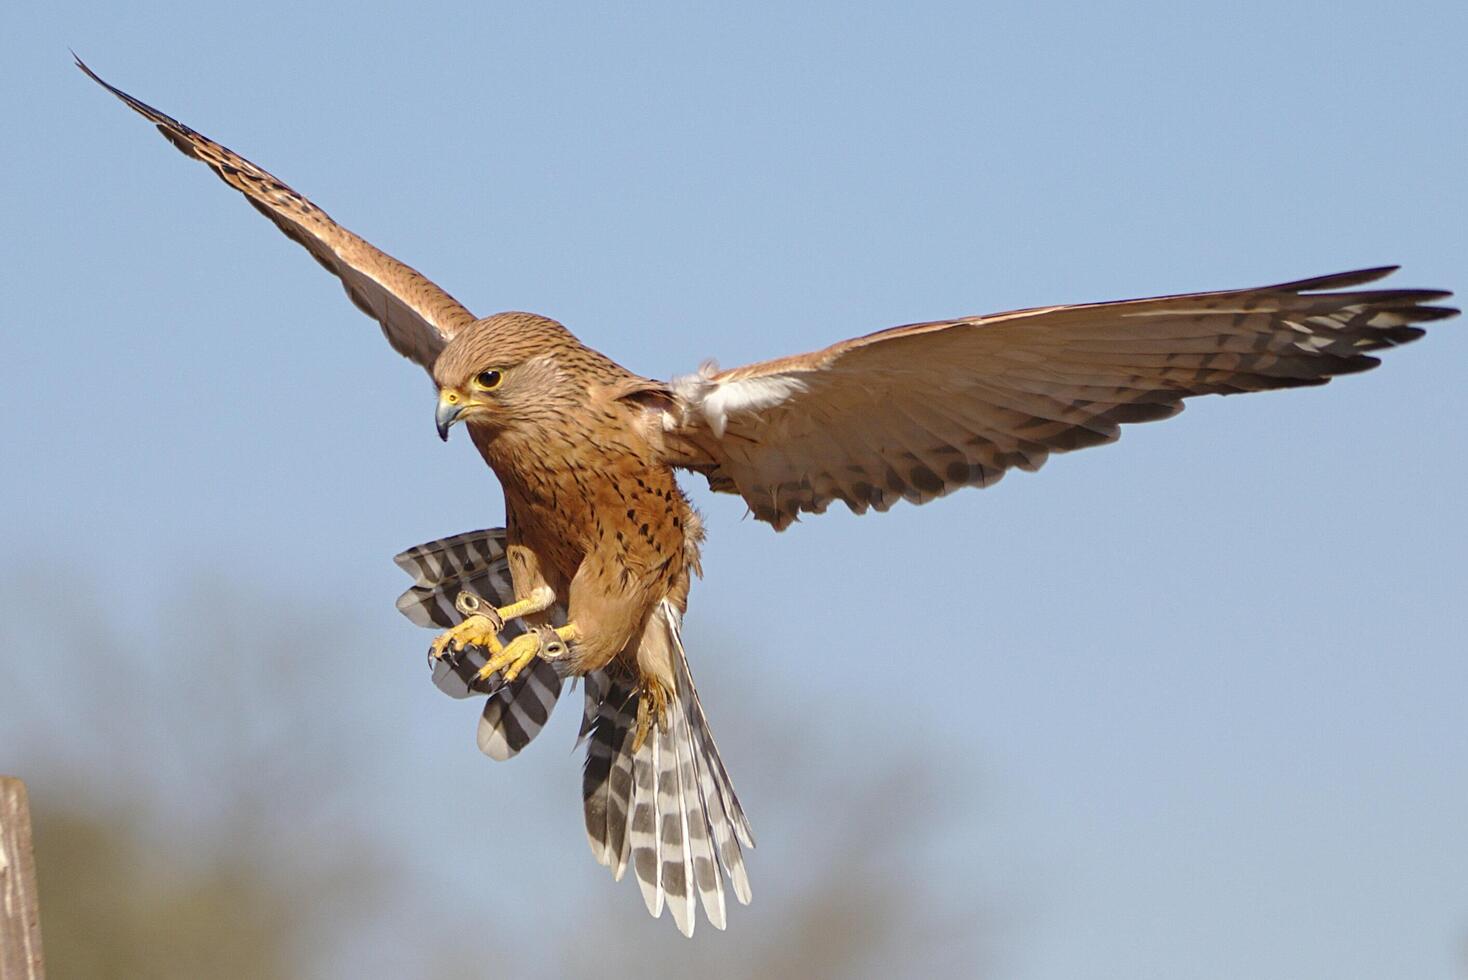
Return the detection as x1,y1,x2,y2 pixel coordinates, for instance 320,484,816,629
473,370,503,391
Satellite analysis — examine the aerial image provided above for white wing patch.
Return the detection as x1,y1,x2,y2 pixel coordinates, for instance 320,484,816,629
672,362,809,438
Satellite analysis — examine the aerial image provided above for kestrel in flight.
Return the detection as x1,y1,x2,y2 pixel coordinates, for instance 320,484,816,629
80,58,1456,936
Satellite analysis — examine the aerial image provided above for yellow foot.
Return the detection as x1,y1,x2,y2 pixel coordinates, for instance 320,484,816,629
430,586,564,669
427,586,554,665
631,677,672,752
473,624,579,686
428,612,504,664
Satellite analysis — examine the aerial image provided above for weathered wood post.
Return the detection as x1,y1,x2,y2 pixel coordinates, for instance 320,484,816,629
0,778,45,980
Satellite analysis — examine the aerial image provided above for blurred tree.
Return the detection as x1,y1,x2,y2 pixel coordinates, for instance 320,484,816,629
2,574,390,979
33,802,307,980
0,568,999,978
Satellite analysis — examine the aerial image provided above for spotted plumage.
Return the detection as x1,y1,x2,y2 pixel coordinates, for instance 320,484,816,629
83,57,1456,936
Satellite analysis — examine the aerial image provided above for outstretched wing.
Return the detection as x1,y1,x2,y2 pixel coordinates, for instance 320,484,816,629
668,267,1456,529
77,56,476,376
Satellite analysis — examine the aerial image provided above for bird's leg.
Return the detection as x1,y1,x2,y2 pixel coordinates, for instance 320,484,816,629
474,623,582,686
631,677,672,752
483,584,558,629
427,585,557,663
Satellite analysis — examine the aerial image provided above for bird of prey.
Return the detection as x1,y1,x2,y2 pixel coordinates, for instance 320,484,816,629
80,58,1456,936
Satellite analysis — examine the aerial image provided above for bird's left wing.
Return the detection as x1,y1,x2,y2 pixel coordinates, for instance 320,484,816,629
77,57,476,376
664,267,1455,529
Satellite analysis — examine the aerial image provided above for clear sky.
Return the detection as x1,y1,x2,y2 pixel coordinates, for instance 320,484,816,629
3,2,1466,978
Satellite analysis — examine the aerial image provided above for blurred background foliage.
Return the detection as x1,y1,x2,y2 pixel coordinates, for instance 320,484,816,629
1,571,999,978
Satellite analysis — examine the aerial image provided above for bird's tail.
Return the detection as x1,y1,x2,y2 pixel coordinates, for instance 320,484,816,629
579,599,754,936
395,531,754,934
393,529,565,760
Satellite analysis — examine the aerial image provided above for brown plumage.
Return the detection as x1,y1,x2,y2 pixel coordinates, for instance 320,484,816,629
432,313,702,677
81,57,1456,936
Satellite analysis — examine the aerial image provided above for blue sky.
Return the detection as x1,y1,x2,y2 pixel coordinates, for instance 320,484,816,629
3,2,1466,977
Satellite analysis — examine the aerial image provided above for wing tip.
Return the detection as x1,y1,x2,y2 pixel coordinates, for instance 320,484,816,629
475,716,514,762
392,588,430,626
74,53,141,113
72,50,97,79
1273,265,1400,293
73,53,128,104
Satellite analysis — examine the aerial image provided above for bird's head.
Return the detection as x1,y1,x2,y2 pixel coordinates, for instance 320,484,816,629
431,312,585,440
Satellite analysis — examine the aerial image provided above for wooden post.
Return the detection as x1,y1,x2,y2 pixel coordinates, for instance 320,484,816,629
0,778,44,980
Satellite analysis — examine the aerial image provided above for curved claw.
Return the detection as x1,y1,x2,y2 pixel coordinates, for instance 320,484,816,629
429,612,504,663
428,644,463,669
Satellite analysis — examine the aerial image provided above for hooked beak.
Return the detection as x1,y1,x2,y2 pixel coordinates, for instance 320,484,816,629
436,390,466,441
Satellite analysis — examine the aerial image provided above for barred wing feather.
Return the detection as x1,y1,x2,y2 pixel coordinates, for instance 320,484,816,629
670,267,1456,529
78,57,476,377
394,529,564,760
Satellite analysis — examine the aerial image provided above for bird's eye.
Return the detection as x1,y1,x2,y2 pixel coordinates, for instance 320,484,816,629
473,370,503,391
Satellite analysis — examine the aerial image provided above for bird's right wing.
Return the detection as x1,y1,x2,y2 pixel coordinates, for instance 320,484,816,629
78,57,476,376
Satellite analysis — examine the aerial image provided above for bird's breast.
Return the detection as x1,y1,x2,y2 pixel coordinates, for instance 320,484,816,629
472,423,697,587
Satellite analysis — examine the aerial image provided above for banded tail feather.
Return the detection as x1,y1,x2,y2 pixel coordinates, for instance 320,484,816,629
581,671,638,880
394,529,564,759
581,600,754,936
397,533,754,933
